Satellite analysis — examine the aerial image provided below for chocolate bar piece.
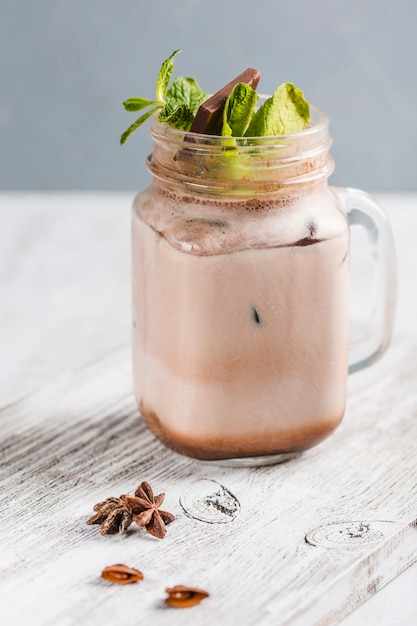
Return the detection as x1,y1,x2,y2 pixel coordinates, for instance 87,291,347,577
189,67,260,135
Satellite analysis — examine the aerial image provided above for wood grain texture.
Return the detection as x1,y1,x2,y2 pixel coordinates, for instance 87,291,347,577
1,335,417,626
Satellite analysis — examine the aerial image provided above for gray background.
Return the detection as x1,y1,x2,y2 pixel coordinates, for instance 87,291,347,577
1,0,416,191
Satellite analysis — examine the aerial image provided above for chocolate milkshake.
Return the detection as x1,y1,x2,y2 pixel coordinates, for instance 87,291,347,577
132,147,350,460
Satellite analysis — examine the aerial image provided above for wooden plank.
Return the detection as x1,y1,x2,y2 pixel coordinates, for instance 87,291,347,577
1,336,417,625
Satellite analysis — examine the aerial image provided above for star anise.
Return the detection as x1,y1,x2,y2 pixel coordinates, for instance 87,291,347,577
86,494,134,536
86,481,175,539
131,481,175,539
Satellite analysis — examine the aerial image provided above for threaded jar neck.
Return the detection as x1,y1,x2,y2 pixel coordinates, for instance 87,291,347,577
146,105,334,198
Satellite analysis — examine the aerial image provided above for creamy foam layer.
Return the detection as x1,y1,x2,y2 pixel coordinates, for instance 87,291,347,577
132,190,350,460
134,185,346,255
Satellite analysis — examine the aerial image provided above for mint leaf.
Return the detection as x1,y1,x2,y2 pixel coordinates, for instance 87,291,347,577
245,82,310,136
156,50,181,102
159,76,209,131
166,77,209,116
187,79,210,115
122,97,160,112
221,83,259,137
158,102,194,131
120,106,159,145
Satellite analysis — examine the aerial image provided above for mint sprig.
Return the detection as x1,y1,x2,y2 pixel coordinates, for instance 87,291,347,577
120,50,208,144
120,50,180,145
120,52,311,144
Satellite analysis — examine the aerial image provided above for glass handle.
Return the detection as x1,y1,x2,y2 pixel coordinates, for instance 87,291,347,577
332,187,397,374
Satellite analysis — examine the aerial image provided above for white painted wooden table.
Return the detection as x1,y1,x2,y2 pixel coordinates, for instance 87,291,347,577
1,192,417,625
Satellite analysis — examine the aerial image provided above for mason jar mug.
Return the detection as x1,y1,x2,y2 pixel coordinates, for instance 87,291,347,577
131,106,396,465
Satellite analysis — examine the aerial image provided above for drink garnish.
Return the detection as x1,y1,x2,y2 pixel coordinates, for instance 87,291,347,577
221,82,259,137
244,82,310,136
120,50,208,144
120,51,310,143
189,68,260,135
